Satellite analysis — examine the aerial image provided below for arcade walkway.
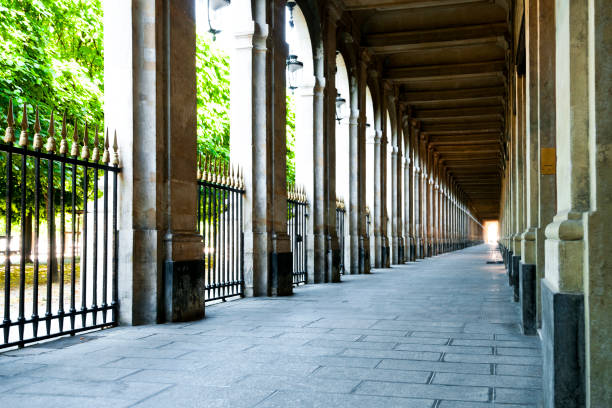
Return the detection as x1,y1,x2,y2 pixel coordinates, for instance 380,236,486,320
0,245,542,407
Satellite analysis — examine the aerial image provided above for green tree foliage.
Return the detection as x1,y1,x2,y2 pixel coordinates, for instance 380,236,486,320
0,0,104,124
0,0,104,227
196,35,230,162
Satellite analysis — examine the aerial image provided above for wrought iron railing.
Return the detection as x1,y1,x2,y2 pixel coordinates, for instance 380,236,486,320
1,101,120,349
197,156,244,302
336,198,346,275
287,185,307,285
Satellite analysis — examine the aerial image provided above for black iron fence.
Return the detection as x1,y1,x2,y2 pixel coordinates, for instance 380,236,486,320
197,157,244,302
287,185,307,285
336,198,346,275
1,101,120,349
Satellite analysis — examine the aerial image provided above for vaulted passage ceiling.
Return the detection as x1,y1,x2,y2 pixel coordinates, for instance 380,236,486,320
347,0,509,220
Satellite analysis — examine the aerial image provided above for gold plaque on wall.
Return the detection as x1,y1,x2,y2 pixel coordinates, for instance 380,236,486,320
541,147,556,175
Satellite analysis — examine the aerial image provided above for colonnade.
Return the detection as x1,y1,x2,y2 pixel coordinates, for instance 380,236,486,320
498,0,611,406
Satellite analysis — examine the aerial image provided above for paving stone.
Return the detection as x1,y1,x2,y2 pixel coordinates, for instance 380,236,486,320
24,365,140,381
255,390,434,408
0,394,132,408
11,378,170,401
495,387,542,404
496,364,543,377
104,357,207,371
433,372,541,389
496,347,541,356
437,402,536,408
444,353,542,365
411,332,495,340
342,348,442,361
308,318,379,329
355,380,490,402
306,338,397,350
313,365,431,383
378,359,492,374
451,339,539,348
395,343,492,355
236,373,360,393
363,335,448,345
131,384,273,408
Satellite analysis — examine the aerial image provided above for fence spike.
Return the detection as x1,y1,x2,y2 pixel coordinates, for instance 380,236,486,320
19,103,28,147
223,161,229,185
46,110,56,153
70,119,79,156
33,106,43,150
91,125,100,162
112,130,119,166
59,111,68,154
102,128,110,163
81,122,90,160
4,98,15,143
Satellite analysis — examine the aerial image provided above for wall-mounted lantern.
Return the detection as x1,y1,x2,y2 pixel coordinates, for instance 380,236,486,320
207,0,230,40
335,93,346,123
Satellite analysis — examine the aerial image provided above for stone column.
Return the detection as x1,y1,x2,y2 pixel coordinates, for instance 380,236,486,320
419,133,427,257
541,2,612,406
323,1,342,283
320,1,342,282
390,131,399,265
373,124,382,268
104,0,205,324
358,50,370,274
348,70,360,274
230,0,292,297
403,116,413,261
381,117,390,268
535,0,556,330
518,0,539,334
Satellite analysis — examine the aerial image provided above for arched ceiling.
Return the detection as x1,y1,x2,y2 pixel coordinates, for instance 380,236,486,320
344,0,509,220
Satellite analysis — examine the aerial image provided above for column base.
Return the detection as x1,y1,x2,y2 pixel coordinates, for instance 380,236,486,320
270,251,293,296
511,255,520,302
519,262,537,335
164,260,206,322
541,279,585,408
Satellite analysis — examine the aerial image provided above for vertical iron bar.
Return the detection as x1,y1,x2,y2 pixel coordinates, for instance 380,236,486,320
3,151,13,344
81,163,88,328
102,168,108,323
45,157,54,335
32,151,41,338
18,149,27,344
111,167,118,323
92,167,99,325
59,158,66,332
69,159,77,331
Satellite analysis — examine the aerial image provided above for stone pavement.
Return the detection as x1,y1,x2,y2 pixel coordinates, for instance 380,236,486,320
0,244,542,407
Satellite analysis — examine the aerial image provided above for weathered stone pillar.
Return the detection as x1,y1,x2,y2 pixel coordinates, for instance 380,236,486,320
535,0,556,330
404,116,415,261
323,1,343,282
519,0,539,335
230,0,293,297
348,70,360,274
373,125,382,268
105,0,205,324
541,2,611,406
357,50,370,274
